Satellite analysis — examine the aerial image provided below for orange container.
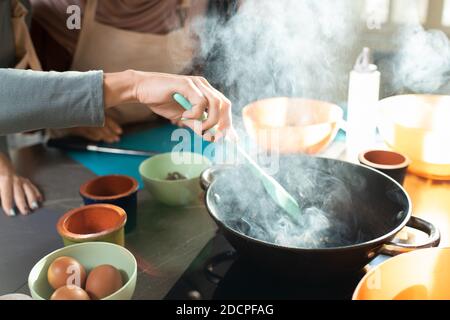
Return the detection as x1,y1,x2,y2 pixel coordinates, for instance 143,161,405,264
353,247,450,300
242,97,343,154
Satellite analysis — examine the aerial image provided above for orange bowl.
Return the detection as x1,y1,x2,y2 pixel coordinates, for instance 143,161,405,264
242,97,343,154
353,248,450,300
377,94,450,180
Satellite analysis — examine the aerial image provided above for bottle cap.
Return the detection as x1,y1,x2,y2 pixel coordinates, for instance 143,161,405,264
354,47,378,73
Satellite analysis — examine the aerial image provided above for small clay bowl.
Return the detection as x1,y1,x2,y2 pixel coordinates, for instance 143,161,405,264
359,150,411,185
57,204,127,246
80,175,138,233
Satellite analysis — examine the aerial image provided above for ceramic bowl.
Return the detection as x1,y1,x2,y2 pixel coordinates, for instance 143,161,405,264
359,149,411,185
80,175,138,233
139,152,211,206
242,97,343,154
57,204,126,246
28,242,137,300
377,94,450,180
353,247,450,300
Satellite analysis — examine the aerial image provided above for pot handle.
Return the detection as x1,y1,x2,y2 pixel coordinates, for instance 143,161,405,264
381,216,441,256
200,165,230,191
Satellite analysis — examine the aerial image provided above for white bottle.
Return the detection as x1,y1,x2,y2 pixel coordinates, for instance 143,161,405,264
346,47,380,162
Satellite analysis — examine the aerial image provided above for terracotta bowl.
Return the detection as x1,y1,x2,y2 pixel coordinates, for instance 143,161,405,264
57,204,127,246
80,175,138,233
377,94,450,180
359,149,411,185
242,97,343,154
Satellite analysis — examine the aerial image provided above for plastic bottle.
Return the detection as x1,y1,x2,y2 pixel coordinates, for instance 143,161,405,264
346,47,380,162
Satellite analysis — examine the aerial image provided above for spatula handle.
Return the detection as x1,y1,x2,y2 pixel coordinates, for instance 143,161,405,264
172,93,216,135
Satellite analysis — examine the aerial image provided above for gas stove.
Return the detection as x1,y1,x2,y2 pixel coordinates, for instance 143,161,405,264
165,233,368,300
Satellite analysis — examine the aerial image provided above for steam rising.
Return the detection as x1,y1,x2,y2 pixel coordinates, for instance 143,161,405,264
191,1,448,248
210,156,376,249
196,0,362,110
381,25,450,95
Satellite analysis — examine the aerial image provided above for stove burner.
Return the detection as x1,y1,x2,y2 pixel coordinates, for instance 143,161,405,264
165,234,368,300
205,250,237,284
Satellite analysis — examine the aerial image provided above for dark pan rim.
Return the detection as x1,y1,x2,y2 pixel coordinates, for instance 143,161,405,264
205,157,412,252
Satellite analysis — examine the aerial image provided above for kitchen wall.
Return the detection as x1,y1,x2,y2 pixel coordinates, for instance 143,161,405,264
363,0,450,50
357,0,450,97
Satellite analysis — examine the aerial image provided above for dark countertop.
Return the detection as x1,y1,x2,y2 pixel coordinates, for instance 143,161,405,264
1,143,216,299
1,138,449,299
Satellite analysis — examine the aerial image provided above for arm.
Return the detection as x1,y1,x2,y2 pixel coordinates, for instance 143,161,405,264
0,69,104,135
1,69,232,139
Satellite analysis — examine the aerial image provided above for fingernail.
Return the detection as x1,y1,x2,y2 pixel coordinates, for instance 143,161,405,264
182,111,193,118
31,201,39,210
9,208,16,217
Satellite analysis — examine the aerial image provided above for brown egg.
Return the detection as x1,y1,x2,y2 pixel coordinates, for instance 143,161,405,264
50,286,90,300
47,256,87,289
85,265,123,300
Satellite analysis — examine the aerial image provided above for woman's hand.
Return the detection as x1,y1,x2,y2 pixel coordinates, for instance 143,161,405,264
0,154,43,216
103,71,233,141
64,116,123,143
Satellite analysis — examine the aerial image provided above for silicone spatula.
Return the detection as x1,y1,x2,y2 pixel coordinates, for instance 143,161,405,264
172,93,301,218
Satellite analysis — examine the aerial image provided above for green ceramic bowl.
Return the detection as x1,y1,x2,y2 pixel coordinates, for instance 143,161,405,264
28,242,137,300
139,152,212,206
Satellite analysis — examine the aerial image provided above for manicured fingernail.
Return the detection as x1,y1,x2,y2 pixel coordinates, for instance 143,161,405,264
31,201,39,210
9,208,16,217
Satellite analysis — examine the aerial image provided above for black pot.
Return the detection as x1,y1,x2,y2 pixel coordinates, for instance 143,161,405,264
200,156,440,279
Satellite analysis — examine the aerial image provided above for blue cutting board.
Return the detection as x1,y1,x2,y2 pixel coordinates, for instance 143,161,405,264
67,123,344,189
67,124,211,188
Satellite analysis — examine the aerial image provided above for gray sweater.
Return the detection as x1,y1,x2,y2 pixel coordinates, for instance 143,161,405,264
0,0,104,151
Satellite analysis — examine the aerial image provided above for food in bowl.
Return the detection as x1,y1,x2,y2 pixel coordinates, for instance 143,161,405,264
47,256,87,289
165,171,187,180
44,257,125,300
139,152,211,206
29,242,137,300
51,286,90,300
85,265,123,300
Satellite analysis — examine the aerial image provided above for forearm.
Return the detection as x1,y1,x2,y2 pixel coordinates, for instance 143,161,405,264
103,70,138,108
0,69,104,135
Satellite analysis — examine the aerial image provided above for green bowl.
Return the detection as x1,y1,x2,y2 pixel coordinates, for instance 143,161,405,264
28,242,137,300
139,152,211,206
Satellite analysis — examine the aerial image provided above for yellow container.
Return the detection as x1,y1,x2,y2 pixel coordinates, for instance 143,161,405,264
378,94,450,180
353,248,450,300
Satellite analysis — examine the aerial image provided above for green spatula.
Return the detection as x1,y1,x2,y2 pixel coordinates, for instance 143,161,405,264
173,93,301,218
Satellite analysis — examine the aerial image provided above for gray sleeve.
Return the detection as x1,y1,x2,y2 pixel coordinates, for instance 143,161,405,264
0,69,105,135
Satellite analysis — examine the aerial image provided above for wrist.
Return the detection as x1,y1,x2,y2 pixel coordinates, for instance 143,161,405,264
0,153,13,175
103,70,138,109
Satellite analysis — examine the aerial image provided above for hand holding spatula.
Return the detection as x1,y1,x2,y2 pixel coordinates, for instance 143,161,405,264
173,93,301,218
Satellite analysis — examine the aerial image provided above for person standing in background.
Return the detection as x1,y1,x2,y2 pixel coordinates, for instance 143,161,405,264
31,0,239,142
0,0,234,217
